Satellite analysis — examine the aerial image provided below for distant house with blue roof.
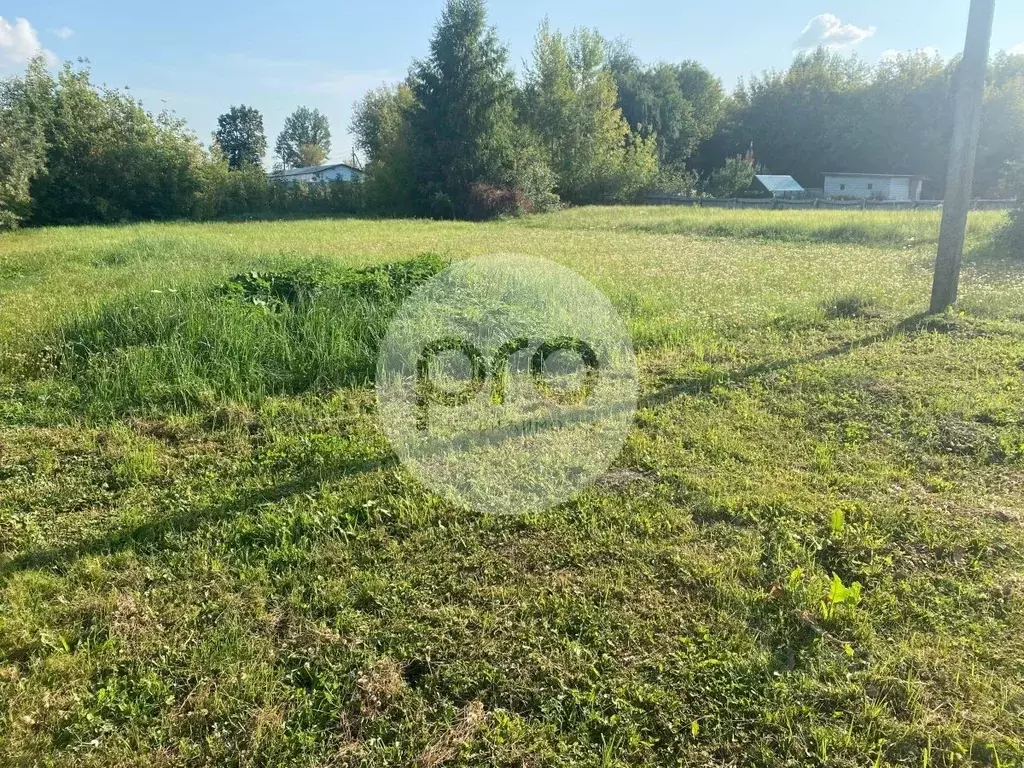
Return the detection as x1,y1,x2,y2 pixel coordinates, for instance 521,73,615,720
750,175,806,199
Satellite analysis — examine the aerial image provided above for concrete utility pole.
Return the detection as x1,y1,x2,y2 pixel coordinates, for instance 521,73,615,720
930,0,996,314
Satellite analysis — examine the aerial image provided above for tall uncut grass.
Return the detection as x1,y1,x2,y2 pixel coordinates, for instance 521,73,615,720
45,255,446,415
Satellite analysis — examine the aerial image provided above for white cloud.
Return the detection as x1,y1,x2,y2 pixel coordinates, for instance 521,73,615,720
0,17,56,68
1010,43,1024,56
52,26,74,40
796,13,877,51
881,46,940,61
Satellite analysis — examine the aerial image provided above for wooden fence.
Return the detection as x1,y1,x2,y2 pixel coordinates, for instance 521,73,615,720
642,195,1017,211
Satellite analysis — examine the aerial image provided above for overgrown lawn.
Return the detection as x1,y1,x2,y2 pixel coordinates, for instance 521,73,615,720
1,208,1023,767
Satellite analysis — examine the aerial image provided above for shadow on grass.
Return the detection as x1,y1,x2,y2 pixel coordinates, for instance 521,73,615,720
962,238,1024,280
641,312,938,409
0,453,398,583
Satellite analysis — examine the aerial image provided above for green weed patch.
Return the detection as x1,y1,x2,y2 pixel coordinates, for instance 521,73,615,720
44,254,447,414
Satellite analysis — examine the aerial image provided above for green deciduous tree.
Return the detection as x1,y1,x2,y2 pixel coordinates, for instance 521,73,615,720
977,53,1024,196
351,82,419,213
275,107,331,169
609,46,725,171
707,152,756,198
700,48,1024,197
296,143,327,167
0,56,53,229
351,83,412,165
857,51,953,189
521,21,657,204
726,49,872,188
214,104,267,169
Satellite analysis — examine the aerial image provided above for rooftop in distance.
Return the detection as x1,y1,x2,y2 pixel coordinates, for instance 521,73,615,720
267,163,365,183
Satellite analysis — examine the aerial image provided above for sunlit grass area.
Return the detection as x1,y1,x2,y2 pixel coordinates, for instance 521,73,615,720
1,208,1023,766
526,205,1008,246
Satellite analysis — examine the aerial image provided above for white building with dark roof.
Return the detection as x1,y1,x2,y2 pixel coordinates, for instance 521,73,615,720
824,173,925,202
268,163,364,184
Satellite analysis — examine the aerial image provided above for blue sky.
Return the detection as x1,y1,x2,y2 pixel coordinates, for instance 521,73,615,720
3,1,1022,164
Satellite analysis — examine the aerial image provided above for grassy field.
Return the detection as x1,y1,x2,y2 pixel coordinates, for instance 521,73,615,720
1,207,1023,767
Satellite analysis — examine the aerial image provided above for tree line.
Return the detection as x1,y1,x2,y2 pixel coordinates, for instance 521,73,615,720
0,59,358,229
347,0,1023,216
699,48,1024,199
1,0,1022,228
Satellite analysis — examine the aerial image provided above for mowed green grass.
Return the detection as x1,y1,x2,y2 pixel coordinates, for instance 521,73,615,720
1,208,1023,767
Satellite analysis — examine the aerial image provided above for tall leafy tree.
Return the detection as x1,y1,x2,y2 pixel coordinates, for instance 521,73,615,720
214,104,267,169
350,82,419,212
407,0,517,217
275,106,331,168
977,53,1024,196
0,56,53,228
351,83,415,164
521,21,656,203
295,143,328,167
726,49,871,187
857,52,954,188
608,47,724,170
696,49,1024,195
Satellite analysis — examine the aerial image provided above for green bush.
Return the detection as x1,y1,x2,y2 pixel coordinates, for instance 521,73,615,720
265,178,365,217
646,166,701,197
1002,199,1024,257
196,166,367,221
29,65,213,225
215,252,446,307
503,137,560,214
49,254,447,414
0,59,371,227
991,170,1024,257
706,154,756,199
195,162,270,219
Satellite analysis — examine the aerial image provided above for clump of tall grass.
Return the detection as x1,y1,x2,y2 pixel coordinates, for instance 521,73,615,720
996,200,1024,258
47,254,447,415
822,293,881,320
